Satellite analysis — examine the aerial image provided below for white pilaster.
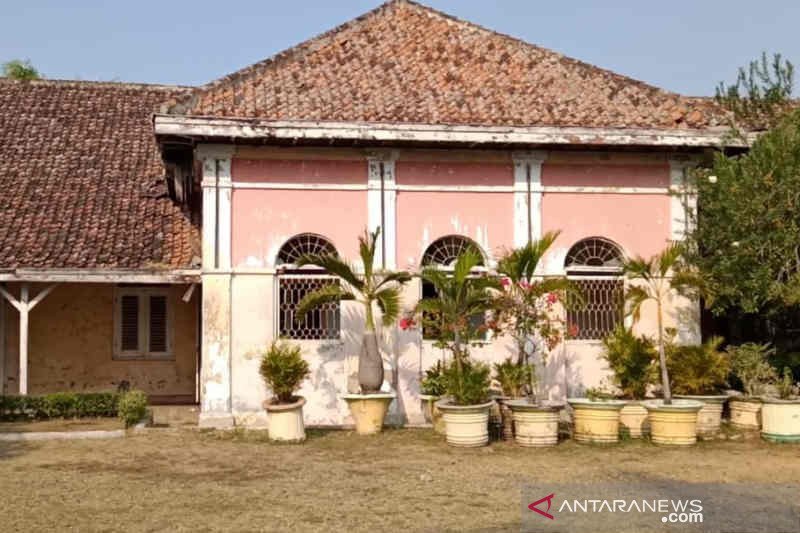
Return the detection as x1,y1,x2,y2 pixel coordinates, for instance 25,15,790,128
669,159,697,241
367,151,398,270
196,144,236,428
512,151,547,246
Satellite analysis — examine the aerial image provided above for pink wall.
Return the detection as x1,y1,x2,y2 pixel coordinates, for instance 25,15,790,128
396,161,513,186
542,193,670,260
232,159,366,184
396,191,514,268
231,189,367,267
542,162,669,188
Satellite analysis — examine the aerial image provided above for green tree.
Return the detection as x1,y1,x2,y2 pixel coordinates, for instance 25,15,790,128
2,59,41,80
296,228,411,393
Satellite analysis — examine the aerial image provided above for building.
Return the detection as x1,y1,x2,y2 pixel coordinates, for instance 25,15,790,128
0,0,738,427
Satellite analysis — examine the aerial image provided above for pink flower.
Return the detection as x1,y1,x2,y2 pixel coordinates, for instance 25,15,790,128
500,277,511,288
519,280,530,290
399,317,416,331
567,323,580,338
546,292,558,304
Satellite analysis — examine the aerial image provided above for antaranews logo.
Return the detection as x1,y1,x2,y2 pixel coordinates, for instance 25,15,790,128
527,492,703,524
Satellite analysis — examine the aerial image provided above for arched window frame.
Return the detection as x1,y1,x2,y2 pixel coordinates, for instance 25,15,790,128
564,237,625,342
275,233,341,340
419,235,491,342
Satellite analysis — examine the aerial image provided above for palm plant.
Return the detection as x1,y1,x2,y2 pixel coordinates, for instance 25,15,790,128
414,248,500,404
494,231,580,401
296,228,411,393
623,242,696,404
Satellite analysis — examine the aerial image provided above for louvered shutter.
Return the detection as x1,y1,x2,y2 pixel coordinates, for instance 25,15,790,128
120,295,140,352
148,295,168,354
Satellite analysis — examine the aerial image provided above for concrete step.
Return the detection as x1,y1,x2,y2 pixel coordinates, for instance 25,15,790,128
150,404,199,427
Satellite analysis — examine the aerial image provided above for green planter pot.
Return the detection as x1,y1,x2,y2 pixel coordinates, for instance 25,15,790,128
761,398,800,443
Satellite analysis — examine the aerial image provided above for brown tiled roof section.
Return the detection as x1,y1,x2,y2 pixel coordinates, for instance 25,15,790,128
0,79,199,269
164,0,726,130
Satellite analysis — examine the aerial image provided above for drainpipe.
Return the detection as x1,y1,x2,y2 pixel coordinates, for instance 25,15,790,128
379,161,387,270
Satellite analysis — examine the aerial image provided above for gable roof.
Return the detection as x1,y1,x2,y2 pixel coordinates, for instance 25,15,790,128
162,0,726,131
0,79,199,271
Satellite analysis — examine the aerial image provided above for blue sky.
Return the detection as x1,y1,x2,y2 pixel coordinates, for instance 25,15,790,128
2,0,797,95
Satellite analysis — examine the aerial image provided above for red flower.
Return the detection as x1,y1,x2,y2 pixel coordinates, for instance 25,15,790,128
567,323,580,338
546,292,558,304
399,317,416,331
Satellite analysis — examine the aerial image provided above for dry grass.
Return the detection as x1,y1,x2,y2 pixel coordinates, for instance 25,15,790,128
0,428,797,532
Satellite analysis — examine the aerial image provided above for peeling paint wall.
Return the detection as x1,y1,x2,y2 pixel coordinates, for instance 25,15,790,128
1,283,197,396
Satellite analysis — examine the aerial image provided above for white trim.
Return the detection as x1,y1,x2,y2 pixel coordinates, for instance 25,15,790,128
217,158,232,271
0,269,200,283
669,160,697,240
367,152,398,269
155,115,748,148
228,181,671,194
231,182,367,190
512,151,547,246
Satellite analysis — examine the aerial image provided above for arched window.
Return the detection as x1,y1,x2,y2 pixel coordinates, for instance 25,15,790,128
421,235,485,268
420,235,487,341
276,234,340,340
564,238,625,340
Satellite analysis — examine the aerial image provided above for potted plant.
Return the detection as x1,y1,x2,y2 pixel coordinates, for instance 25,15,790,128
761,367,800,442
297,228,411,435
419,360,447,434
599,325,657,438
624,243,704,446
568,387,628,444
727,342,777,430
492,233,574,447
493,357,534,441
416,248,499,447
259,340,311,442
668,336,731,437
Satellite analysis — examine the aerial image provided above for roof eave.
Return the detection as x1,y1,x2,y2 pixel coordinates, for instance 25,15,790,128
153,114,750,149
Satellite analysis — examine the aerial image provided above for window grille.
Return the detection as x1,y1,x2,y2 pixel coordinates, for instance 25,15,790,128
567,278,624,340
565,237,625,340
276,233,337,266
278,276,341,340
421,235,484,267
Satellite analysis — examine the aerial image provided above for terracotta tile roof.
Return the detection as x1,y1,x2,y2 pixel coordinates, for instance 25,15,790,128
0,79,200,270
163,0,727,130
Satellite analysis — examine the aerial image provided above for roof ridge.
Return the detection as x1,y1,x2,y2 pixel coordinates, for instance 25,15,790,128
0,77,193,91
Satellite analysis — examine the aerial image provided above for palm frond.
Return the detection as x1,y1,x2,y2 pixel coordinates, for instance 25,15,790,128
622,256,653,281
498,231,560,281
296,253,364,292
295,284,355,323
358,228,380,281
624,285,650,323
376,270,413,290
657,241,684,277
418,266,450,293
452,248,482,284
374,286,402,326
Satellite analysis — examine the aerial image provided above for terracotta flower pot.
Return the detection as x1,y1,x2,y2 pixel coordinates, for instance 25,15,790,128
729,397,762,430
619,401,650,438
567,398,626,444
642,399,703,446
342,392,395,435
761,398,800,443
675,394,728,437
419,394,446,434
436,399,494,447
506,400,564,447
263,396,306,442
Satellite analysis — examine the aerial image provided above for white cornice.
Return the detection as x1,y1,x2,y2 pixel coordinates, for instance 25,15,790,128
155,115,750,148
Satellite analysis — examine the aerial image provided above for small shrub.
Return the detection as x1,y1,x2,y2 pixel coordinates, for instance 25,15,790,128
441,359,490,406
259,341,310,404
493,357,532,398
728,342,777,397
420,361,446,396
777,367,798,400
667,337,730,395
0,392,120,421
117,390,149,427
600,326,656,399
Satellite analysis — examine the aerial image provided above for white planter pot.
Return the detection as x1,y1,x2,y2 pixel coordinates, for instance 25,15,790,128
436,399,494,447
419,394,446,434
263,397,306,442
675,394,727,436
619,401,649,438
506,400,564,447
730,398,762,430
342,392,395,435
761,398,800,443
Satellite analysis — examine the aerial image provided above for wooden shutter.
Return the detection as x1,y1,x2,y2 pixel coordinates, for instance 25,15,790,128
120,295,140,352
148,295,168,353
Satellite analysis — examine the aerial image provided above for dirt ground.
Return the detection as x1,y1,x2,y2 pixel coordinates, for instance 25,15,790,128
0,428,797,532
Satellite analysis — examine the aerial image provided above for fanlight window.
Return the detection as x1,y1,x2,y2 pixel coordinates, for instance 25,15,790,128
276,233,337,267
564,238,624,341
420,235,487,341
421,235,485,268
276,234,340,340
